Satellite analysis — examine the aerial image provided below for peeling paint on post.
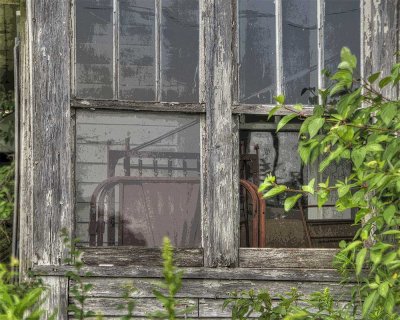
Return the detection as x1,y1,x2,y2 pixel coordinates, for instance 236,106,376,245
201,0,238,267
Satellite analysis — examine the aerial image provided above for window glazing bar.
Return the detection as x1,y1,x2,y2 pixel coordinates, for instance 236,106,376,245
317,0,325,103
275,0,283,97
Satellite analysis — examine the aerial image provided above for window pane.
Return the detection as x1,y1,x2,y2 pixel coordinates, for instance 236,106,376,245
76,0,114,99
238,0,276,104
282,0,318,104
75,110,201,247
119,0,156,100
239,116,356,248
161,0,199,102
324,0,360,76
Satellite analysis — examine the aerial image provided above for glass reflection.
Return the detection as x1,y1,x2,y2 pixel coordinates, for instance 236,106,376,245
239,116,356,248
239,0,276,104
75,110,201,247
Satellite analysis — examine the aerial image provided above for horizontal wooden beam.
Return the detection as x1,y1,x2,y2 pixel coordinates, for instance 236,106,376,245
32,264,344,282
232,104,314,115
71,99,206,113
80,247,203,267
239,248,338,269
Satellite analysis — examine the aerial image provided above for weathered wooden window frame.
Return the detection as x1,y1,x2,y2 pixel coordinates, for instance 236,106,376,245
69,0,380,269
70,0,208,267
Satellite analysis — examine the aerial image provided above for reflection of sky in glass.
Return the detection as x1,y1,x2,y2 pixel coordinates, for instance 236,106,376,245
239,0,276,104
282,0,318,104
161,0,199,102
325,0,360,77
76,0,113,99
119,0,156,101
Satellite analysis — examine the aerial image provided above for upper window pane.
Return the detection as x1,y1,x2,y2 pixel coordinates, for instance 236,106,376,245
237,0,361,105
75,0,199,102
324,0,360,77
282,0,318,104
238,0,276,104
76,0,114,99
161,0,199,102
119,0,156,100
75,110,201,247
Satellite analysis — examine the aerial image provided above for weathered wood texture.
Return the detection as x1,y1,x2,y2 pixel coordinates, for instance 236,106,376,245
33,265,345,282
80,247,203,267
362,0,399,99
202,0,238,267
232,104,314,115
20,0,72,318
239,248,338,269
71,99,205,113
65,276,351,317
18,11,33,280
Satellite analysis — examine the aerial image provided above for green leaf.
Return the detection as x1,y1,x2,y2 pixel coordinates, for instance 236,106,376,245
302,178,315,195
351,147,366,169
378,76,392,88
380,103,397,125
383,205,396,225
355,248,367,275
340,47,357,69
277,114,298,132
337,185,350,198
284,194,302,212
274,94,285,104
342,240,362,253
378,282,389,298
268,105,282,120
366,143,384,152
263,185,287,198
368,71,381,84
362,291,378,318
308,117,325,138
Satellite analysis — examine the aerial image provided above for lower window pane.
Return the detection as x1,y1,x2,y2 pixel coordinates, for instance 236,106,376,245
239,116,356,248
75,110,201,247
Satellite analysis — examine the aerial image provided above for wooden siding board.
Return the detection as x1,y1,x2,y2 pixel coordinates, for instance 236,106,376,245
239,248,338,269
80,247,204,267
70,297,198,317
73,278,351,301
33,265,344,283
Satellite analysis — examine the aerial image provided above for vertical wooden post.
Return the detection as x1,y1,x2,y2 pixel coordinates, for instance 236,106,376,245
19,0,72,318
201,0,238,267
362,0,399,99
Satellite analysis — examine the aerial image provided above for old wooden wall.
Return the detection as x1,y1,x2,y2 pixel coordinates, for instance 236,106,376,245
19,0,400,319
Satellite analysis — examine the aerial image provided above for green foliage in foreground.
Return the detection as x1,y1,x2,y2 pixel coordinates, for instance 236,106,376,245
0,259,51,320
260,47,400,319
224,288,357,320
148,237,196,319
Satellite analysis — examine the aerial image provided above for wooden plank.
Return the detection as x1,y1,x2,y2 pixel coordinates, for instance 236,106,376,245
18,14,33,280
23,0,72,318
69,297,198,317
202,0,237,267
32,265,344,282
362,1,399,99
239,248,338,269
198,298,355,318
71,278,351,300
71,98,205,113
80,247,204,267
232,104,314,115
